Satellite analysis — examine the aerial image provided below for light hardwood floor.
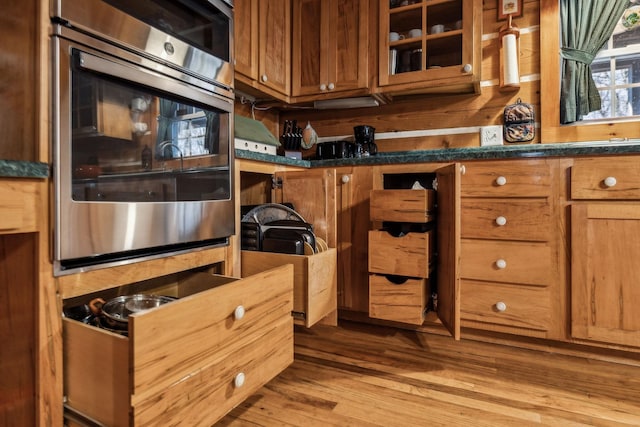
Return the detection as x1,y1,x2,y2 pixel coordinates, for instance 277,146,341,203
216,321,640,426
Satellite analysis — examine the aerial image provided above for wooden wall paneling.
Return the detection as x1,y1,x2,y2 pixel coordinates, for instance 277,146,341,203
280,79,540,152
1,233,36,425
0,0,38,161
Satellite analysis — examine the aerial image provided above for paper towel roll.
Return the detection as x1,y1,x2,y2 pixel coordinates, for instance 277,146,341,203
502,33,519,86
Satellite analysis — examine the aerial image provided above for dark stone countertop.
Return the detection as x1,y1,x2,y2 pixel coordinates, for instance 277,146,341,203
235,141,640,167
5,141,639,178
0,160,49,178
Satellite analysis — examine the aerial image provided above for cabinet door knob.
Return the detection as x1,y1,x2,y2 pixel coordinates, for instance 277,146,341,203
261,74,268,82
495,176,507,186
495,216,507,226
462,64,472,73
234,305,245,320
328,82,335,90
604,176,617,187
234,372,246,388
319,83,327,91
496,259,507,269
460,165,466,175
495,301,507,312
341,175,351,184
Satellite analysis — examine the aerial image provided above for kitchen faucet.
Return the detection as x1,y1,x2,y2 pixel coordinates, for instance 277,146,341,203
157,141,184,171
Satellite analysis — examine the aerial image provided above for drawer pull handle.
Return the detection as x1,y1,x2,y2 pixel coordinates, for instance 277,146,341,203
495,176,507,186
495,301,507,312
234,305,246,320
496,259,507,269
495,216,507,226
604,176,617,187
234,372,246,388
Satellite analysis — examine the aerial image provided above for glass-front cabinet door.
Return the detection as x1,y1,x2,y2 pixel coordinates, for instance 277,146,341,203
377,0,482,96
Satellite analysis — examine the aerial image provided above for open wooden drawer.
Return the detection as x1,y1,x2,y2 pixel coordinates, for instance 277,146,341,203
241,248,337,328
63,264,294,427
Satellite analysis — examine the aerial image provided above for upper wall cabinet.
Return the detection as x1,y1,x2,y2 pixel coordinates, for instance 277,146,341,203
291,0,370,102
377,0,482,96
234,0,291,101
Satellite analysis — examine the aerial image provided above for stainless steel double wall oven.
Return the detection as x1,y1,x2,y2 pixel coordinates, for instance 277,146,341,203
51,0,235,274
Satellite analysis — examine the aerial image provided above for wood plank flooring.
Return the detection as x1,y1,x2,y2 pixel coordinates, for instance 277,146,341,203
216,321,640,426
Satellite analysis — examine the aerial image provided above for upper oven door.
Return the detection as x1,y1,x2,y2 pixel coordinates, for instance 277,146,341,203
51,0,234,99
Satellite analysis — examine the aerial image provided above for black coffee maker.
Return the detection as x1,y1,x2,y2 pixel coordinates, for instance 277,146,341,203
354,125,377,157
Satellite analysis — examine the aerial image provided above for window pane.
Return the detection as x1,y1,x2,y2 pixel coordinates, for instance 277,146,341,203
585,5,640,121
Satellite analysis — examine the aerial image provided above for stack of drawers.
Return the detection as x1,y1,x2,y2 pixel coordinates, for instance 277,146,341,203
368,188,436,325
459,160,556,336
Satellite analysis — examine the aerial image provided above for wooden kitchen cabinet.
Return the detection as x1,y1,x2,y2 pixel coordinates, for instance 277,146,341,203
291,0,370,101
367,163,461,338
459,159,566,340
570,157,640,349
234,0,291,101
335,166,372,313
0,176,45,425
62,264,294,426
377,0,482,96
238,161,339,326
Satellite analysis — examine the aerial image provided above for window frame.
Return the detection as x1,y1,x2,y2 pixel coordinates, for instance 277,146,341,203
540,0,640,143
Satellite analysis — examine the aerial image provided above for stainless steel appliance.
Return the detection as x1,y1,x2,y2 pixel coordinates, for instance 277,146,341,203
51,0,235,275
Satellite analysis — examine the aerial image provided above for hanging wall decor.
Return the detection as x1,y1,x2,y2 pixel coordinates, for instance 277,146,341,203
498,0,523,21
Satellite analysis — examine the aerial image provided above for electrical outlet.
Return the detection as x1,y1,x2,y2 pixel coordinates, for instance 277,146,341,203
480,125,503,146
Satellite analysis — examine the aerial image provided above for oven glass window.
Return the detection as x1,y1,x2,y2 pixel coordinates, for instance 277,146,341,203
102,0,230,62
70,63,231,203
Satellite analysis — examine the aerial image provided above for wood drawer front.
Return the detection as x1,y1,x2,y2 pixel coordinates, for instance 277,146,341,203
461,200,551,241
461,280,551,331
370,189,436,223
368,230,433,278
241,248,337,327
369,275,427,325
461,160,552,197
460,240,552,285
0,180,38,233
63,265,294,426
132,316,293,426
130,266,294,402
571,157,640,200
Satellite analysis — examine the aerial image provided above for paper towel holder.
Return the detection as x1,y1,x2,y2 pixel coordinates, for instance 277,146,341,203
499,15,520,91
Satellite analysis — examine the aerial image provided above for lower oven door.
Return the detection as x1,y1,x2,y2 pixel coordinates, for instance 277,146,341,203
52,28,235,274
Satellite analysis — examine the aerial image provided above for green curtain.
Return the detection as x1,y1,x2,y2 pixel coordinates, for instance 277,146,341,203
560,0,629,124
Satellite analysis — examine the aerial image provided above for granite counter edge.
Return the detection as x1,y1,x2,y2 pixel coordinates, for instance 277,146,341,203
0,160,49,178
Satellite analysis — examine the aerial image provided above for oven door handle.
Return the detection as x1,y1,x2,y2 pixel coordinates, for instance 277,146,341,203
75,49,232,110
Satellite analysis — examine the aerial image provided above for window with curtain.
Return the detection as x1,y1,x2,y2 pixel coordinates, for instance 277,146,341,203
559,1,631,124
